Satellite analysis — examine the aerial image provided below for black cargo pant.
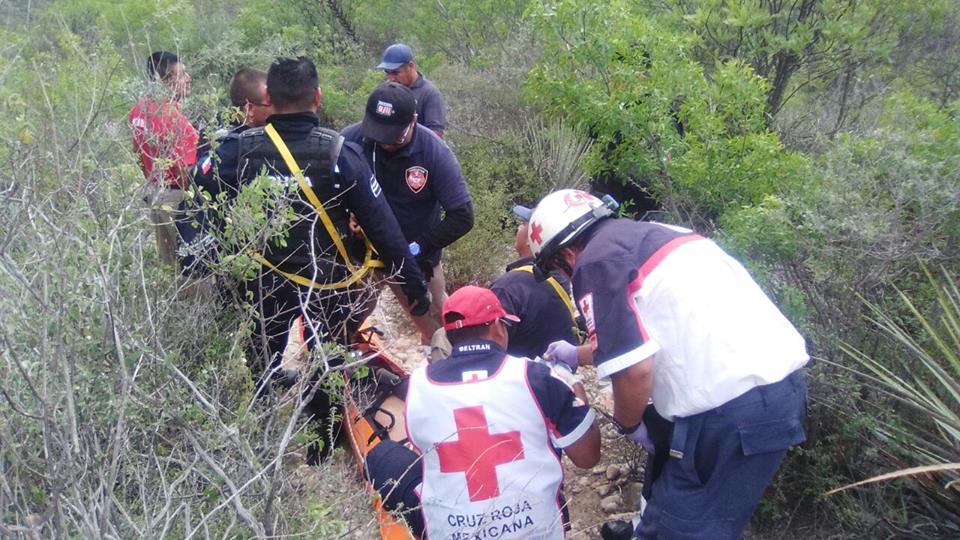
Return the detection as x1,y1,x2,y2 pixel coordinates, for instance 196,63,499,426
243,269,375,462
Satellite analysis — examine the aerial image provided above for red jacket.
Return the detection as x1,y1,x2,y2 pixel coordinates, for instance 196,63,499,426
129,97,198,188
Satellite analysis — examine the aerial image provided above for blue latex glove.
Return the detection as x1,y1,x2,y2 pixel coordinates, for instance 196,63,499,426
626,423,655,454
544,340,579,373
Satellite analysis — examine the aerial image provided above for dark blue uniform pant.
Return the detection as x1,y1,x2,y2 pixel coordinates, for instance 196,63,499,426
366,440,426,536
636,370,807,539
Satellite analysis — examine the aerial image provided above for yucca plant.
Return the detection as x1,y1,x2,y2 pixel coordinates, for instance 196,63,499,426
521,117,594,191
829,265,960,529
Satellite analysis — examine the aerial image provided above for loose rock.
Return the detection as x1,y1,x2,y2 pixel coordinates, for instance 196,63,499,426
605,464,622,481
597,483,616,497
600,494,623,513
622,482,644,508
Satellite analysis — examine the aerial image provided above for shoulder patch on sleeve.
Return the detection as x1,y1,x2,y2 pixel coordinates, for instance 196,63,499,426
578,293,595,334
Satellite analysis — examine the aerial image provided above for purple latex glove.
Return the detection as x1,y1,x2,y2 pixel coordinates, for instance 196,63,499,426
544,340,579,373
627,423,655,454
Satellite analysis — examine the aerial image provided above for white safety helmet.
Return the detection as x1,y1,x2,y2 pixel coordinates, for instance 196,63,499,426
527,189,615,263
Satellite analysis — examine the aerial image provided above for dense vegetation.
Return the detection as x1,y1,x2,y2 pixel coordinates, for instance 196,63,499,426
0,0,958,537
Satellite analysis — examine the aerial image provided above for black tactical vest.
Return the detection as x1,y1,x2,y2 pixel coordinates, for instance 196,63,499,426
236,126,360,277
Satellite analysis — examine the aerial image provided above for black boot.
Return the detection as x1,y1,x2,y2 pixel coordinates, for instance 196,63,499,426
600,519,635,540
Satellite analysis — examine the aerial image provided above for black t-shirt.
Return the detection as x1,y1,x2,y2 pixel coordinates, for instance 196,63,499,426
491,258,579,359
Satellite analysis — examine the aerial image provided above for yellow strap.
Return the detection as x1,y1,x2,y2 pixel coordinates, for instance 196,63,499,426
514,265,578,323
257,124,383,289
251,252,373,290
264,123,358,272
362,235,385,269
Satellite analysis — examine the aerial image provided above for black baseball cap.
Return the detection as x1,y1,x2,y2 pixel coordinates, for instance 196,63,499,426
362,82,417,144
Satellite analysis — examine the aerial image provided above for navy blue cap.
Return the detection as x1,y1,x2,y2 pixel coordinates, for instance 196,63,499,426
376,43,414,70
512,205,533,222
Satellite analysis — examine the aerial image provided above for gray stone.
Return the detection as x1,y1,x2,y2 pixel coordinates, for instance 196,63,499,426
600,494,623,513
596,483,616,497
605,464,622,481
622,482,645,509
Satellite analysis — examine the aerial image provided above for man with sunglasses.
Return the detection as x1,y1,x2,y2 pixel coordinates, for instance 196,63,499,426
342,82,473,349
377,43,446,138
228,68,274,131
194,68,273,195
193,68,273,184
180,68,276,276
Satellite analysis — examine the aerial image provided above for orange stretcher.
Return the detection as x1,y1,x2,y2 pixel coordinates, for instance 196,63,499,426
343,322,419,540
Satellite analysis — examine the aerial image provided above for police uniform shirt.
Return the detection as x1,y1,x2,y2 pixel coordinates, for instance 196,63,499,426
491,258,578,359
192,112,413,273
571,218,809,421
194,123,250,199
341,122,471,264
425,339,595,451
408,73,446,133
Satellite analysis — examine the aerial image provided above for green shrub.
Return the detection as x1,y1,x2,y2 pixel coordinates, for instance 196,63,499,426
0,11,364,537
835,265,960,532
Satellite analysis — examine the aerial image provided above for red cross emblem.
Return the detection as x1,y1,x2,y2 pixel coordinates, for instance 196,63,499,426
579,293,595,333
436,406,524,502
563,191,593,207
529,222,544,245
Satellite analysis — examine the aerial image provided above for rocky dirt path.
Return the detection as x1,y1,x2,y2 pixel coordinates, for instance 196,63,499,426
565,369,646,539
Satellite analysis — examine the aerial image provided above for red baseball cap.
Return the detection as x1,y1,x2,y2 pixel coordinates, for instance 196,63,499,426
442,286,521,330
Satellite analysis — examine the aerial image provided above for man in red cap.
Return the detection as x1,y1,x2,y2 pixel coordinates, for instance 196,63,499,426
365,285,600,539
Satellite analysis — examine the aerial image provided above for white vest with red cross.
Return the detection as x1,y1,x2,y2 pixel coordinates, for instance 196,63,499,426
406,354,566,540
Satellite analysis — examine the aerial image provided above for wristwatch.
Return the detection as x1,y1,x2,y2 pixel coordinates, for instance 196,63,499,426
615,420,644,436
596,407,643,435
